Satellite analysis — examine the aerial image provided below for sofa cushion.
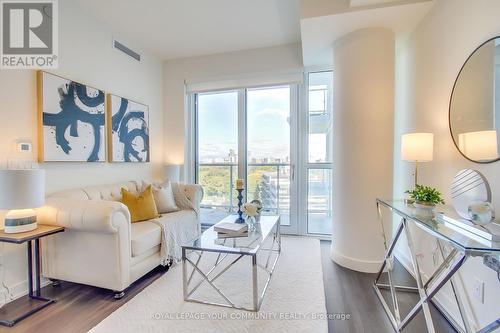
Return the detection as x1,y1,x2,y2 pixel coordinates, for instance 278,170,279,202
150,181,179,214
84,181,142,201
130,245,160,266
131,221,162,257
121,185,159,223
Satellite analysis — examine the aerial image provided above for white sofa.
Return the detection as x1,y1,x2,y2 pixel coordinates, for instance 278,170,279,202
36,180,203,298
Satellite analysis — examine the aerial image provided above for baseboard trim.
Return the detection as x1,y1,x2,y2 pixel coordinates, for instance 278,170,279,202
330,249,383,273
0,277,51,307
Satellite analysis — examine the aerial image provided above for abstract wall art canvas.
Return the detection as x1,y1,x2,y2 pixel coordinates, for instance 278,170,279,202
38,71,106,162
107,94,150,162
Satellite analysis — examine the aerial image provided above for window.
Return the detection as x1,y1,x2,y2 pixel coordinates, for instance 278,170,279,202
194,86,296,230
189,73,331,236
247,86,292,226
196,91,239,225
307,71,333,235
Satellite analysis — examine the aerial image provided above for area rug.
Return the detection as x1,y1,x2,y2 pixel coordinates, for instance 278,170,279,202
89,236,327,333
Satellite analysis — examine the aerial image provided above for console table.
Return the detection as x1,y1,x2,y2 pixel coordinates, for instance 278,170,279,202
374,199,500,333
0,225,64,327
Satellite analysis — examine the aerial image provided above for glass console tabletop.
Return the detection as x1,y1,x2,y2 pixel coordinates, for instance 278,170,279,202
377,199,500,253
182,215,280,255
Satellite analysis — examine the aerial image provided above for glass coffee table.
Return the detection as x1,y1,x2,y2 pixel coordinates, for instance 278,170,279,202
181,215,281,312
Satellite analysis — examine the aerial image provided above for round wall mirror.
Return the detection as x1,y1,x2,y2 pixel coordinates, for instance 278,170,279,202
449,36,500,163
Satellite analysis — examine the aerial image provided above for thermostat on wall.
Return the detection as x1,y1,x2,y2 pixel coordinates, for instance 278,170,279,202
16,142,32,153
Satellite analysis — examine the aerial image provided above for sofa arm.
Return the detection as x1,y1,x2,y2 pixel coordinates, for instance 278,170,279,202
177,184,204,211
36,198,131,234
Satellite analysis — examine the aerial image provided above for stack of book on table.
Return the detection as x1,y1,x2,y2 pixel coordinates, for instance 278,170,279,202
214,222,248,238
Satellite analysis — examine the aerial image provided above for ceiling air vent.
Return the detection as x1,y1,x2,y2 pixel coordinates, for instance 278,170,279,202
113,39,141,61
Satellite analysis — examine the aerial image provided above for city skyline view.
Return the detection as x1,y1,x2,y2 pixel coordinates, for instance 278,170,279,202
197,87,291,163
196,76,333,235
197,84,330,164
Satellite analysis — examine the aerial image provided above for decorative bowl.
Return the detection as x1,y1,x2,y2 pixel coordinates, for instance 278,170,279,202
468,201,495,226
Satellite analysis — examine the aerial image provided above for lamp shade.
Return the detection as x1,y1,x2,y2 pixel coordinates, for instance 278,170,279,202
458,130,498,161
401,133,434,162
164,164,181,183
0,169,45,210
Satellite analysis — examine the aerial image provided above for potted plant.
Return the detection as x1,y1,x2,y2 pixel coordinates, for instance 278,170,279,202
405,185,445,209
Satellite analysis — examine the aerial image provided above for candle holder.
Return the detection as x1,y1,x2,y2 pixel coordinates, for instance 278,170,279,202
235,188,245,223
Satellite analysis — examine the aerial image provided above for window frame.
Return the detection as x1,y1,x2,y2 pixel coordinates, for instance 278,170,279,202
188,84,299,235
300,68,333,237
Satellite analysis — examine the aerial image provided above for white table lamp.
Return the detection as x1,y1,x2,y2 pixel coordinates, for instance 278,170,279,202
458,130,498,162
401,133,434,186
0,169,45,233
164,164,181,183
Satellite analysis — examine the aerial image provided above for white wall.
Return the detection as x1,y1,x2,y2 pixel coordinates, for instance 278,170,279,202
0,0,163,303
163,43,303,170
331,28,394,273
394,0,500,330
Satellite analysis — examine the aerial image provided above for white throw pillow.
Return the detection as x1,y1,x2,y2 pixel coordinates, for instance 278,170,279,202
150,181,180,214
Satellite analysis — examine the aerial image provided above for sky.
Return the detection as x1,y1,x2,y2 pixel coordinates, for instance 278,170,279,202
197,72,333,164
198,87,291,163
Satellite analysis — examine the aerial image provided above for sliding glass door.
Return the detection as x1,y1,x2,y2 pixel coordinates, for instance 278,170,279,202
194,85,297,233
246,86,293,227
196,91,239,225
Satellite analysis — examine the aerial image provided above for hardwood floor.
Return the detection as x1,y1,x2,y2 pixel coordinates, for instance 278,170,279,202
320,240,457,333
0,267,167,333
0,241,457,333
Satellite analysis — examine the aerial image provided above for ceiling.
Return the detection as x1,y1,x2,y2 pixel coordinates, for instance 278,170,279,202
75,0,301,61
300,0,434,66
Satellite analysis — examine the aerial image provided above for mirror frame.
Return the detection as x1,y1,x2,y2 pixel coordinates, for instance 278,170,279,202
449,35,500,164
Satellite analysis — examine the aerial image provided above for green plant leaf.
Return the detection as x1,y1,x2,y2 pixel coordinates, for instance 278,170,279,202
405,184,445,205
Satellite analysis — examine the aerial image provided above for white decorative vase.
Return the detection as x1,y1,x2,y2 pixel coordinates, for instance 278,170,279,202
246,216,257,231
413,201,436,210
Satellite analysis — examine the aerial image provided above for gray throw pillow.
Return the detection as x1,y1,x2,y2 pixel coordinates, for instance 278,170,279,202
149,181,180,214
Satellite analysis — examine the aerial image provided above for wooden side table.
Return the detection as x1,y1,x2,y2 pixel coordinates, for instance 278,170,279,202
0,225,64,327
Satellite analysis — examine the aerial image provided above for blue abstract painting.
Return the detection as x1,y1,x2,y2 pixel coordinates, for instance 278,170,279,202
108,94,150,162
40,72,106,162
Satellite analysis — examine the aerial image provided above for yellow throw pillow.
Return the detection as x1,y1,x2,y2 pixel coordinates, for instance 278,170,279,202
121,185,159,223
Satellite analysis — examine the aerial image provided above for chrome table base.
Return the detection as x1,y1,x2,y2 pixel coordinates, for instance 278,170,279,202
182,222,281,312
374,199,500,333
374,200,471,333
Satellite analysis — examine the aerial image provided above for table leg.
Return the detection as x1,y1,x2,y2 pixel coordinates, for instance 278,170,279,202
27,241,33,297
373,219,405,330
34,239,41,297
0,238,56,327
182,248,187,301
252,254,258,311
437,240,473,333
277,220,281,253
403,219,436,333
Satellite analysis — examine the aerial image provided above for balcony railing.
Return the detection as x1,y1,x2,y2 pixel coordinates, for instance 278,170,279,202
197,163,331,214
197,162,333,234
197,162,290,214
